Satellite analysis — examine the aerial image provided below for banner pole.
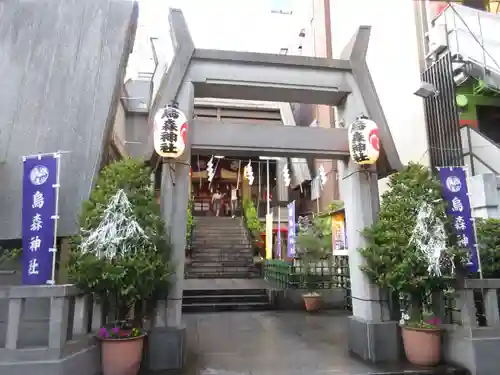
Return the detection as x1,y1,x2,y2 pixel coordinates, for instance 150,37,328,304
47,152,62,285
463,166,484,279
236,160,241,190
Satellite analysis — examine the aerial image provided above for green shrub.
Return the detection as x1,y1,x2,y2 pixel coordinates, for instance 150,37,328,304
68,158,172,325
476,218,500,278
186,198,195,245
358,163,466,320
242,198,263,237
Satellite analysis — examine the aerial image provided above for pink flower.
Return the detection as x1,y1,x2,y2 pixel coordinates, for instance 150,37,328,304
99,327,109,338
427,317,441,326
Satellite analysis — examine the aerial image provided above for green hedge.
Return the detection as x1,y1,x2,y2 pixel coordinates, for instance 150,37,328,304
476,218,500,278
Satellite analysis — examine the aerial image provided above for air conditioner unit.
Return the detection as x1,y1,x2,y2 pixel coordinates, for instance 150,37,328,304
427,24,448,55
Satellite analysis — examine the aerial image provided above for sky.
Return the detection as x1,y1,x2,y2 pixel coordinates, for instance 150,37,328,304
128,0,311,75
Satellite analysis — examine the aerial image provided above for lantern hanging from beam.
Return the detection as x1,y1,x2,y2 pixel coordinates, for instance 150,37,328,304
348,116,380,165
153,104,188,159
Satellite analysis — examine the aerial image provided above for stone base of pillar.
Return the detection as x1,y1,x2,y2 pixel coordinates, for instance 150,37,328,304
348,316,401,363
146,325,187,371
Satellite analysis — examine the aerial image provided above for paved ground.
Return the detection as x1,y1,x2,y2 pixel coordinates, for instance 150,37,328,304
180,310,376,375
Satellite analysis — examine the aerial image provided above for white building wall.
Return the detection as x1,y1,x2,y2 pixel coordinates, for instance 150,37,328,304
329,0,429,192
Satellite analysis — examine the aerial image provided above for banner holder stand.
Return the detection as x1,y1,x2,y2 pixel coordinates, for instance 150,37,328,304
47,152,62,285
463,167,484,280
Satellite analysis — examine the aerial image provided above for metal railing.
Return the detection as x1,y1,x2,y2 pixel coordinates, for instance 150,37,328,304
264,257,351,306
461,124,500,176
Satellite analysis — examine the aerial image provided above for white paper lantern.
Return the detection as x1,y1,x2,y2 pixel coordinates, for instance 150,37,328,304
348,116,380,165
153,105,188,159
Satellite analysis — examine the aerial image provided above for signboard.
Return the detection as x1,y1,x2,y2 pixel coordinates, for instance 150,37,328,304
438,167,480,273
332,213,347,255
287,201,296,257
22,154,60,285
265,213,273,259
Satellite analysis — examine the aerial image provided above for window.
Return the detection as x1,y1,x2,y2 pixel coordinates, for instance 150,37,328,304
270,0,293,14
462,0,487,11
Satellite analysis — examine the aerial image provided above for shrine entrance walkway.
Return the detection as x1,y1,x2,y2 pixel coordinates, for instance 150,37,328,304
165,310,410,375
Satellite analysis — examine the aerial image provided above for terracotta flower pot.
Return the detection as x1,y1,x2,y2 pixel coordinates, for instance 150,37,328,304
100,334,145,375
401,326,441,366
303,293,322,312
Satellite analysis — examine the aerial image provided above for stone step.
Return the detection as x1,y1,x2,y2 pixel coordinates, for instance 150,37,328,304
185,271,262,279
191,247,252,252
195,217,243,222
191,238,250,246
183,287,270,312
184,288,267,297
190,245,252,251
192,234,248,239
190,252,253,259
192,234,247,239
182,301,270,313
193,230,245,234
191,250,252,255
189,260,253,267
188,265,253,272
194,223,245,227
191,245,252,251
193,224,246,232
191,241,250,246
183,293,268,305
190,257,253,264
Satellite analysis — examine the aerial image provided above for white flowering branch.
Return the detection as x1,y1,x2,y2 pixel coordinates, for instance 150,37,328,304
80,189,154,259
409,202,448,277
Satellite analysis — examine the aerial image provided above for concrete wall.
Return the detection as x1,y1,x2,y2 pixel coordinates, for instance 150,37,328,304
329,0,429,193
311,0,339,207
468,173,500,219
114,100,127,143
0,0,138,239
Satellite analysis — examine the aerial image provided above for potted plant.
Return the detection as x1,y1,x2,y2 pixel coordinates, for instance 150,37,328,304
359,163,467,365
68,159,171,375
296,216,332,312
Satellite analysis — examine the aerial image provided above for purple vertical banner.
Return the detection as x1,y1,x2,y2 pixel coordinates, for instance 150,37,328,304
22,155,58,285
438,167,479,273
277,209,281,259
287,201,296,258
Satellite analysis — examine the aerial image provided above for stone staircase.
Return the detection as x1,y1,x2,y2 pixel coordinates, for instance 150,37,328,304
186,216,261,279
183,288,270,312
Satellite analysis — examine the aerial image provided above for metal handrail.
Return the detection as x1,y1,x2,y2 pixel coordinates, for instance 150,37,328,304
462,125,500,175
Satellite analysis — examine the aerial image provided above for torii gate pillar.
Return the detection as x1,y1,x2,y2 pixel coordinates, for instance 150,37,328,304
337,27,402,363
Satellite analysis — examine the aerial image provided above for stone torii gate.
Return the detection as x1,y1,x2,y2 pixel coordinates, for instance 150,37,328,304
145,9,403,371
